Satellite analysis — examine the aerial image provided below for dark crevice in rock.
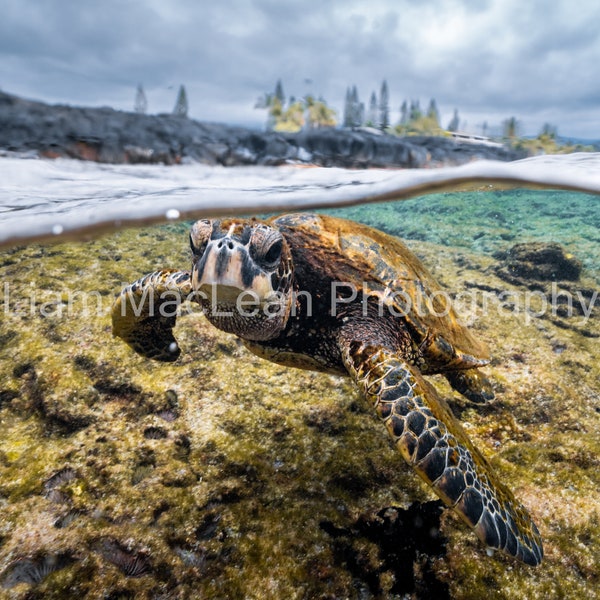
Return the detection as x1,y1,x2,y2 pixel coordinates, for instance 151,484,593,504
320,501,449,598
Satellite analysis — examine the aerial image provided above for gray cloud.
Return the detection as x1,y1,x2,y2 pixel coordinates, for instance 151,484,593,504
1,0,598,138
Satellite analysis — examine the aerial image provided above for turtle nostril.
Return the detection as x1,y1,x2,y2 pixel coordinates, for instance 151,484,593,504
217,239,235,251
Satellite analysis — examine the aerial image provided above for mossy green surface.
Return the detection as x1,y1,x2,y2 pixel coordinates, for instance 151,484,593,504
0,189,598,598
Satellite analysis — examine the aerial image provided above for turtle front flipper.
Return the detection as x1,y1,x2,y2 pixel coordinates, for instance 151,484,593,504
445,369,495,404
112,269,193,362
341,340,543,566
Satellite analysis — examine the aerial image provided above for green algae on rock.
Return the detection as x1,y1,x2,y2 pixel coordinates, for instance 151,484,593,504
0,189,598,599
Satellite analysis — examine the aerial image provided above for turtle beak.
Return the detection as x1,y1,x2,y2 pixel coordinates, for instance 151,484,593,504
193,236,272,303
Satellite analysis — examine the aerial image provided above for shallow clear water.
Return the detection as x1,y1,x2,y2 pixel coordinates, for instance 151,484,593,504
0,159,599,598
327,189,600,283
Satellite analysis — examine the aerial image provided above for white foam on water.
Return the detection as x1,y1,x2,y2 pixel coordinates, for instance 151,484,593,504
0,153,599,247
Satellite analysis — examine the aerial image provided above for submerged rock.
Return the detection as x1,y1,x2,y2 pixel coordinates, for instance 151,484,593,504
495,242,583,283
492,243,599,335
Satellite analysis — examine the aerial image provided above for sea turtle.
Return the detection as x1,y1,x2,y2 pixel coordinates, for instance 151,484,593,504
112,212,543,565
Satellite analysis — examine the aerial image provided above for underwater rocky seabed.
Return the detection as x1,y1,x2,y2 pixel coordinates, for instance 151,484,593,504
0,189,598,599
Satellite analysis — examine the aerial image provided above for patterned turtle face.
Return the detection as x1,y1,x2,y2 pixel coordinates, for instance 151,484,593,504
190,218,294,341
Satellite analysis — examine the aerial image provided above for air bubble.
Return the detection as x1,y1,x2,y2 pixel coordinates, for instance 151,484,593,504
166,209,180,220
168,342,178,354
52,224,64,235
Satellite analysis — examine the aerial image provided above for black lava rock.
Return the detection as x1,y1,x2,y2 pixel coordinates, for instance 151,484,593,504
0,91,525,168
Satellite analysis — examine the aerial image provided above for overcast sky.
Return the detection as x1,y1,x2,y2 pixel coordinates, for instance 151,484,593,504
1,0,599,138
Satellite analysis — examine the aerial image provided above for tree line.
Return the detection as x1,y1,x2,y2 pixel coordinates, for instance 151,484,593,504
257,79,467,135
132,81,586,154
255,80,585,152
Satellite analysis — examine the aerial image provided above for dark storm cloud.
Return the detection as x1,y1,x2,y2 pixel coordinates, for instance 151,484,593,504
1,0,599,137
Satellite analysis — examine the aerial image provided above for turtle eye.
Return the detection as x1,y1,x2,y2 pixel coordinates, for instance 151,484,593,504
250,225,284,268
262,239,282,267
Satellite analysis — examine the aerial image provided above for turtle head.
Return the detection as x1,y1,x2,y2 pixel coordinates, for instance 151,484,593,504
190,219,294,341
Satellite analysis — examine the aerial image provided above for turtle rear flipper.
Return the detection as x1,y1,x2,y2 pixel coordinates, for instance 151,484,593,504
341,340,543,566
112,269,193,362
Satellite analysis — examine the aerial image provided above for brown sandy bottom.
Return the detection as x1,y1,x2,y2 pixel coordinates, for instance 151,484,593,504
0,212,598,599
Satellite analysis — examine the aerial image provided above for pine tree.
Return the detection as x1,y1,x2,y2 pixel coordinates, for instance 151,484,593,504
342,85,366,127
353,86,362,127
357,100,365,127
173,85,188,117
379,80,389,130
426,98,440,126
409,100,422,121
447,108,460,132
274,80,285,106
502,116,520,140
343,87,353,127
540,122,557,139
367,91,378,127
399,100,408,125
134,84,147,114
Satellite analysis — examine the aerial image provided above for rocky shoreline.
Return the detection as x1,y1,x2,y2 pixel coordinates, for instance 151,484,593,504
0,91,525,168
